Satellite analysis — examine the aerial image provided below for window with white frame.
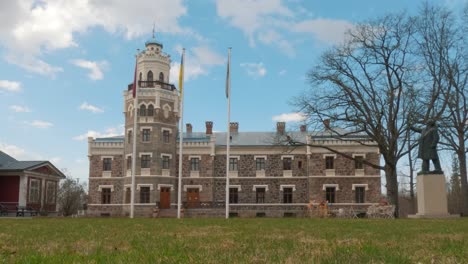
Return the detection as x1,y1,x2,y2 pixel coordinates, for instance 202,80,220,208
46,181,56,204
162,130,170,143
354,156,364,169
229,158,238,171
325,156,334,169
256,158,266,171
142,129,151,142
29,179,40,203
355,187,365,203
103,158,112,171
283,157,292,170
162,155,170,169
141,155,151,168
191,158,200,171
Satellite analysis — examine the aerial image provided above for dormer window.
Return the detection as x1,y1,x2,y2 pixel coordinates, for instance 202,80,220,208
159,72,164,82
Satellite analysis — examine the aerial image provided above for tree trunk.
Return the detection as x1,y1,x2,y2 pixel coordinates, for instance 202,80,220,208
457,144,468,216
385,163,400,218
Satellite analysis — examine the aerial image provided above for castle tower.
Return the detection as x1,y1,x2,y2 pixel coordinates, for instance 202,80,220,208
123,35,180,214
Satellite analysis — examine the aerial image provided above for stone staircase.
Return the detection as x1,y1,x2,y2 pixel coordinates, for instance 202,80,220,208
157,209,178,218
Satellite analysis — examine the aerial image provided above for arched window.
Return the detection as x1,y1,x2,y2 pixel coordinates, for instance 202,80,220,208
147,71,153,82
140,105,147,116
127,130,132,144
147,105,154,116
159,72,164,82
163,104,171,119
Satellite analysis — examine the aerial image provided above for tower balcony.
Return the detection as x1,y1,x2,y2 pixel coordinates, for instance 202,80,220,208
138,80,177,91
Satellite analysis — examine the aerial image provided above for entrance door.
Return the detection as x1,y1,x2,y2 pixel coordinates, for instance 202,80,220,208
186,188,200,208
159,187,171,209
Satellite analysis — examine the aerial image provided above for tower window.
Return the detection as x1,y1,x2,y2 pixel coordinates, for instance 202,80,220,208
139,72,142,81
127,130,132,144
147,71,153,82
147,105,154,116
162,130,170,143
191,158,200,171
142,129,151,142
159,72,164,82
140,105,147,116
162,156,170,169
127,156,132,170
103,158,112,171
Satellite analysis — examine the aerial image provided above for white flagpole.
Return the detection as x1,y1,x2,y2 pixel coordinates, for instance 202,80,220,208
130,55,138,219
177,48,185,219
225,48,231,219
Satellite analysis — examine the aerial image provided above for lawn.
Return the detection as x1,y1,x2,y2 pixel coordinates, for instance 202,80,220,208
0,218,467,263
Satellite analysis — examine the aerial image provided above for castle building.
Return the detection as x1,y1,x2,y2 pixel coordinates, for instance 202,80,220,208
87,37,381,217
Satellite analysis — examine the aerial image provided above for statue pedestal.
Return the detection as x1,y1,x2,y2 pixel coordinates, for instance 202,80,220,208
408,174,459,219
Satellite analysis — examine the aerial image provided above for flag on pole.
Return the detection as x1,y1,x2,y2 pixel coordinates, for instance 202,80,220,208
225,48,231,219
132,56,138,98
179,50,185,99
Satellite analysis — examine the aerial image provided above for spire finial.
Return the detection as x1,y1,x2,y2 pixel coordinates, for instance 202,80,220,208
152,22,155,39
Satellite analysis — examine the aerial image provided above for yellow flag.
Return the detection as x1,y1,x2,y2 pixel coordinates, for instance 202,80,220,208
178,49,185,98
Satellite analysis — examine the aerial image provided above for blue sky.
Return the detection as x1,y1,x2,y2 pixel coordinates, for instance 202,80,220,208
0,0,464,183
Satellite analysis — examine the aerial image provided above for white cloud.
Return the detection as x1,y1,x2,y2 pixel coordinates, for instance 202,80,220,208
240,62,267,78
216,1,353,55
27,120,54,129
170,45,225,83
0,0,188,77
292,19,354,44
272,112,307,122
0,143,26,159
79,102,104,113
73,126,124,141
278,69,287,76
0,80,22,92
71,59,109,80
10,105,31,113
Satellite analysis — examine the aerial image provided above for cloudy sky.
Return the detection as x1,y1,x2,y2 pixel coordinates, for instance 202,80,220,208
0,0,464,183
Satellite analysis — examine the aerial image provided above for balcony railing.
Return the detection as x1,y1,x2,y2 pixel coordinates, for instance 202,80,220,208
127,81,177,92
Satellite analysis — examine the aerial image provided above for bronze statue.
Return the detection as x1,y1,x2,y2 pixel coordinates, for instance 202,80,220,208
412,120,442,174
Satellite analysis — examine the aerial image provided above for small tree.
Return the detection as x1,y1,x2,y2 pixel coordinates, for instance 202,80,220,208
448,154,462,214
57,175,87,216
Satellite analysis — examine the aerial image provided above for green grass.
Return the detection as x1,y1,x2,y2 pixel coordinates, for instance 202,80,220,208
1,218,467,263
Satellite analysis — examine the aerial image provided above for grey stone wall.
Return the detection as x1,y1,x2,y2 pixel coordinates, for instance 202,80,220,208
308,177,381,203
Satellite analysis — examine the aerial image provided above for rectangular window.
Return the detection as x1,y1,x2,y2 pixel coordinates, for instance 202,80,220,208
298,160,303,169
229,158,238,171
101,188,111,204
325,156,334,169
355,187,365,203
355,156,364,170
256,188,265,203
283,187,293,204
283,158,292,170
191,158,200,171
140,187,150,203
163,130,170,143
325,187,336,203
103,158,112,171
142,129,151,142
28,179,40,203
141,155,151,168
125,187,131,204
162,156,170,169
46,181,56,204
229,188,238,204
127,156,132,169
256,158,265,171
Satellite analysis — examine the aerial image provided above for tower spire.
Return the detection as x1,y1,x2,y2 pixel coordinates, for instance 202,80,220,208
152,22,155,39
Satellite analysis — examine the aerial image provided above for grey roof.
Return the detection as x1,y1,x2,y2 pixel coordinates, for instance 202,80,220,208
93,129,369,146
95,136,124,142
0,151,66,178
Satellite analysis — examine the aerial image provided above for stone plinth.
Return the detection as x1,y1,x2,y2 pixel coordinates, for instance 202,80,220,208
409,174,459,219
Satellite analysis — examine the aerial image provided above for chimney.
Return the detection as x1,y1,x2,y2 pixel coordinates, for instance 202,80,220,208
230,122,239,133
300,125,307,132
186,123,192,134
205,121,213,135
276,122,286,135
323,119,331,129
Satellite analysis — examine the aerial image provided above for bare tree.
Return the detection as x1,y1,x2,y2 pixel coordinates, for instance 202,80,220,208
295,13,419,217
57,173,87,217
414,4,468,215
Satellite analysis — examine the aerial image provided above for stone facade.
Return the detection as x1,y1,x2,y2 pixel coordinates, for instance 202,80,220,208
86,37,382,218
